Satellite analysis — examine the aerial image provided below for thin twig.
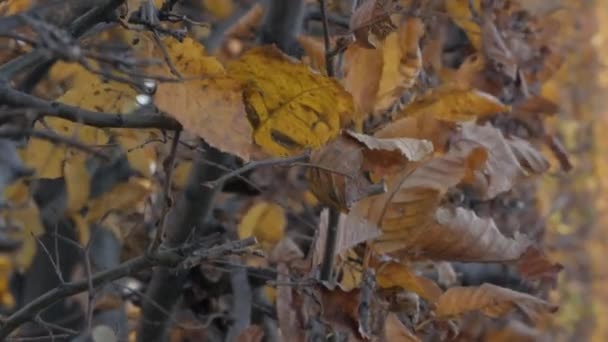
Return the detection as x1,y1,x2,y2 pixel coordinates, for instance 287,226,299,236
148,129,182,252
203,154,310,189
0,128,109,160
0,236,247,339
318,0,335,77
0,83,181,130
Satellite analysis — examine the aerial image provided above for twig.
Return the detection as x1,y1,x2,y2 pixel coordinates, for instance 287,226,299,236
0,236,245,339
0,128,110,160
137,146,231,342
318,0,335,77
203,154,309,189
0,83,181,130
225,257,253,341
319,208,340,283
148,129,182,252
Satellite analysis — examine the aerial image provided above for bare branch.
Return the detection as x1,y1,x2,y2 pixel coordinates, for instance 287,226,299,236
0,236,254,339
0,83,181,130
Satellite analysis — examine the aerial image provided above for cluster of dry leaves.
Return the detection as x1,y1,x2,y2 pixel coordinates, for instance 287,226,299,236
0,0,593,340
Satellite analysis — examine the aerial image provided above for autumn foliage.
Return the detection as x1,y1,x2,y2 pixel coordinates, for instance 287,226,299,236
0,0,603,341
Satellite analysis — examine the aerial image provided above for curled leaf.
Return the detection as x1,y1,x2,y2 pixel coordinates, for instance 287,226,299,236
391,206,531,262
436,283,558,320
397,85,509,122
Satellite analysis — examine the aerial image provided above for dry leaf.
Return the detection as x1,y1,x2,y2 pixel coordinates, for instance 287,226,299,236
391,206,531,262
235,325,264,342
397,85,509,122
343,17,424,115
375,261,443,303
312,209,381,267
350,0,401,48
228,46,353,156
156,77,254,160
384,313,420,342
276,263,304,342
297,35,326,72
436,283,558,320
517,247,563,282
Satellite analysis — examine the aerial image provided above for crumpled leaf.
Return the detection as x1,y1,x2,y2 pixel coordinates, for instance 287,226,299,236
346,131,432,162
517,247,563,282
351,145,483,253
228,46,353,156
343,17,424,115
396,85,509,122
451,123,548,199
309,130,432,210
237,201,286,252
436,283,558,320
350,0,402,48
390,206,531,262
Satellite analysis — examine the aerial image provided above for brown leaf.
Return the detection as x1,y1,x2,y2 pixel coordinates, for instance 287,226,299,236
276,263,304,342
312,209,381,267
544,134,572,172
346,130,433,178
346,131,432,162
391,206,531,262
349,0,401,48
235,325,265,342
156,77,254,161
344,16,424,115
373,115,456,153
384,313,420,342
508,137,551,174
451,123,548,199
308,134,384,210
517,247,563,282
436,283,558,320
352,146,482,253
375,261,443,303
297,35,326,72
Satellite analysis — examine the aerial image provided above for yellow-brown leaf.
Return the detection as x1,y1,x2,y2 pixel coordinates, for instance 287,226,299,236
228,46,353,156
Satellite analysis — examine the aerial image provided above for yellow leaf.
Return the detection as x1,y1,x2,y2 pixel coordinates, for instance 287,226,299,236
227,46,353,156
64,152,91,212
237,202,286,251
445,0,482,50
86,177,153,223
1,185,44,271
397,85,509,122
0,257,14,308
115,130,158,178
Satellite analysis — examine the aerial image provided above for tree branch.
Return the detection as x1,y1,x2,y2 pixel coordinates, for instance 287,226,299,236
0,83,181,129
0,236,255,339
137,146,231,342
